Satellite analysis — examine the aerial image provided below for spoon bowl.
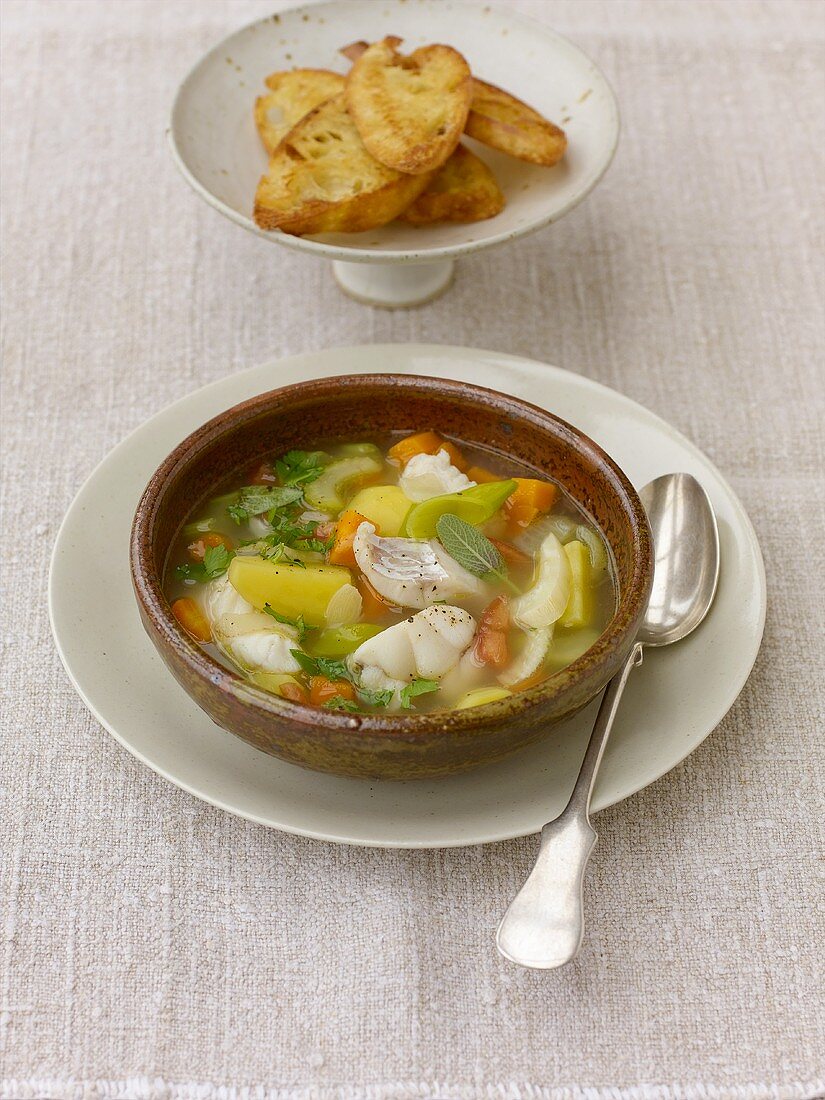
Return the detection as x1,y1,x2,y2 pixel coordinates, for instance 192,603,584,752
637,474,720,646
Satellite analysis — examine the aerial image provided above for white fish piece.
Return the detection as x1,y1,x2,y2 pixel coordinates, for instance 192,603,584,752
353,521,485,609
511,531,571,629
203,575,303,675
499,626,552,686
399,449,476,502
350,605,477,684
204,573,255,619
227,630,303,674
215,610,291,639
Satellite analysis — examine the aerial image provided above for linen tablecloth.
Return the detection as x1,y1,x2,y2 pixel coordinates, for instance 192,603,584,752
2,1,823,1097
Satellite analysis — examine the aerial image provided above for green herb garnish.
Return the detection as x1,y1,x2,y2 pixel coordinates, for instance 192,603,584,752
399,678,439,710
263,604,309,640
435,513,519,593
323,696,360,713
290,651,354,683
274,450,329,487
227,485,303,525
174,543,235,583
252,512,329,555
356,686,395,708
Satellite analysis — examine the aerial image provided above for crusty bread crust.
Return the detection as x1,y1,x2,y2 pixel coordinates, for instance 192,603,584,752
253,94,433,235
466,79,567,166
254,69,345,156
400,144,505,225
346,37,472,174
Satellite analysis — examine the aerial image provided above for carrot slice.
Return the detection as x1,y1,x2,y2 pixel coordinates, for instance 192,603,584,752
438,440,469,472
187,531,234,562
473,595,510,668
387,431,467,470
504,478,558,529
309,676,357,707
171,597,212,643
328,509,372,567
388,431,444,466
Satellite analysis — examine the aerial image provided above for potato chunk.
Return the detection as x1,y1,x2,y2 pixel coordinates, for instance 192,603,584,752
228,557,351,626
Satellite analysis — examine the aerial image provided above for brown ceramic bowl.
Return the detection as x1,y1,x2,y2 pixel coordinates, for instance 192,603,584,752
131,374,652,780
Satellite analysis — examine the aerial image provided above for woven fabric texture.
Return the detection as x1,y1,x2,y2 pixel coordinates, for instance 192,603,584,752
1,2,823,1098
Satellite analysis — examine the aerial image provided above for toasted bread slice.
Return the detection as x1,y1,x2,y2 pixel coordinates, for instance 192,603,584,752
345,37,472,174
253,94,433,235
400,144,505,225
254,69,345,156
466,79,567,166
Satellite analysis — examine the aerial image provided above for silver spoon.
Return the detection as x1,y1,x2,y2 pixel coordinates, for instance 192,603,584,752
496,472,720,970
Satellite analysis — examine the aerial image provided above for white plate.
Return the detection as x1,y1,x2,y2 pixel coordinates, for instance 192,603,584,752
168,1,619,304
49,346,765,848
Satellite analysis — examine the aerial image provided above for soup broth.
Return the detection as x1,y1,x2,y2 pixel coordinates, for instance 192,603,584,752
164,432,616,715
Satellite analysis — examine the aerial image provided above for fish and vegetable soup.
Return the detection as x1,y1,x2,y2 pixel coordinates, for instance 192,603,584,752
164,431,616,715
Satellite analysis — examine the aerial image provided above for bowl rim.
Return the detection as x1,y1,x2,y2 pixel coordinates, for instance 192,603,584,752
166,0,621,264
130,373,653,737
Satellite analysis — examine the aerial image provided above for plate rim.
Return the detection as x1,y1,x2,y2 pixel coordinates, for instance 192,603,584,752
49,344,767,847
167,0,621,264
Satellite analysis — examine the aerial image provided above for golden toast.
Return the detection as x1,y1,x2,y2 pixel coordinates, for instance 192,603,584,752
345,37,472,174
254,69,345,156
253,94,433,235
466,79,567,166
400,144,505,225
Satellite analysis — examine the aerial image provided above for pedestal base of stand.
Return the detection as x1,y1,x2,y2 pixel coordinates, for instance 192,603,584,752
332,259,454,308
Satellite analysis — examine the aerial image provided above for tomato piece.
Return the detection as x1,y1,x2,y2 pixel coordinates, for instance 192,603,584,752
473,595,510,668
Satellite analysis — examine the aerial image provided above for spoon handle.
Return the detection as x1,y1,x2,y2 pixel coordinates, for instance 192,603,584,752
496,642,643,969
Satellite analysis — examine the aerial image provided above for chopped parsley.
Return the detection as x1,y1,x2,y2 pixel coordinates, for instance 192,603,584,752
274,450,329,487
357,686,395,709
323,696,360,713
290,651,353,682
249,513,332,557
174,543,234,583
400,678,440,710
263,604,309,641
